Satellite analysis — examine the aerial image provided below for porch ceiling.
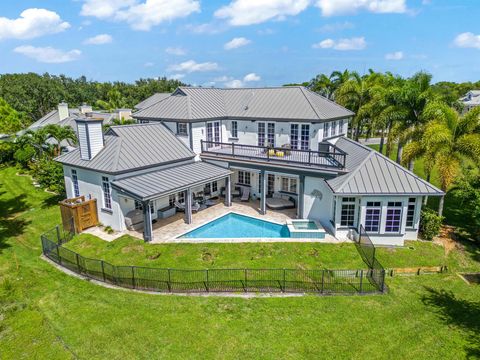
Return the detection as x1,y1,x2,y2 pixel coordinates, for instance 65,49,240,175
111,162,232,201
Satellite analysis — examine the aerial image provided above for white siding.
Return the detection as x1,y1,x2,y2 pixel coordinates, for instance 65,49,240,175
76,122,89,160
88,122,104,159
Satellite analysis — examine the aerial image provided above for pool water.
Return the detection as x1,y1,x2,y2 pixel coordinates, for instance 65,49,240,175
292,221,319,230
181,213,290,238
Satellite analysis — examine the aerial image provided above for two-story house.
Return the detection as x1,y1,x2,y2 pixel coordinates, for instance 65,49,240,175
57,86,443,245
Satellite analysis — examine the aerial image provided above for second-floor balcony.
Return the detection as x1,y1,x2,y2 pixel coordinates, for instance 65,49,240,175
200,140,347,171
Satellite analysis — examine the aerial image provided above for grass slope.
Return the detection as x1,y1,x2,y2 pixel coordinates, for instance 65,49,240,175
1,166,480,359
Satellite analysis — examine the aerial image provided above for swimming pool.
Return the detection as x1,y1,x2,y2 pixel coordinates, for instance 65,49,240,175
180,213,290,238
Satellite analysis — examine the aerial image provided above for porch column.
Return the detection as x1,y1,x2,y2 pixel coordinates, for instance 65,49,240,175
260,170,266,215
225,175,232,207
184,188,193,224
298,175,305,219
142,200,153,242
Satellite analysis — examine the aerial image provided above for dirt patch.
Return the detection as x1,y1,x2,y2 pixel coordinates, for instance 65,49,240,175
202,251,214,262
121,244,144,254
433,225,459,256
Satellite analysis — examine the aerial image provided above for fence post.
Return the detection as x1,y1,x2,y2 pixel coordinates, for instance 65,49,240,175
282,269,286,292
206,269,209,292
168,268,171,292
56,245,61,265
76,253,81,273
131,266,136,289
56,225,61,244
101,260,106,282
244,269,248,292
321,270,325,294
359,269,364,293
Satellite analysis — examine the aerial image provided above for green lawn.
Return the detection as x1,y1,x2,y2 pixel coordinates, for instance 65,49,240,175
64,233,458,271
1,165,480,359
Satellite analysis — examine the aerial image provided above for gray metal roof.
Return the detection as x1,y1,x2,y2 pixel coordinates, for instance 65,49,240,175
133,86,354,122
112,161,232,200
134,93,171,110
56,123,195,174
326,137,444,196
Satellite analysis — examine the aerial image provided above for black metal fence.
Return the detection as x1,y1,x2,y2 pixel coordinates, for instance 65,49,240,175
41,223,386,295
355,225,386,292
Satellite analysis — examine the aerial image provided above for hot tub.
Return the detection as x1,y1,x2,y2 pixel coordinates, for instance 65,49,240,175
286,219,326,239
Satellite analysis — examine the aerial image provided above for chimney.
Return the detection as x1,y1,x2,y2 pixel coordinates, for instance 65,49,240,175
76,119,104,160
80,103,93,114
116,109,132,120
58,102,69,121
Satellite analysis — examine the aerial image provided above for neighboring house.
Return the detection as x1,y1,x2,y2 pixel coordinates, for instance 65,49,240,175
24,102,132,151
57,86,443,245
459,90,480,111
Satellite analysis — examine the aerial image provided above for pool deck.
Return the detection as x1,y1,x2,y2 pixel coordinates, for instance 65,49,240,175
84,199,348,244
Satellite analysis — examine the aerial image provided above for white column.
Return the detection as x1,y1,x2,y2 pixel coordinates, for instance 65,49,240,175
225,175,232,207
298,175,305,219
185,188,193,224
260,170,266,215
142,200,153,242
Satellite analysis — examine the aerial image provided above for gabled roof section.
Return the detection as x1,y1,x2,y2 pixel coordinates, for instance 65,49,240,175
133,86,354,122
56,123,195,174
134,92,171,110
327,137,444,196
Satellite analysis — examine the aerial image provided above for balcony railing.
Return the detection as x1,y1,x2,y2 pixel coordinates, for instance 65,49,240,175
200,140,346,170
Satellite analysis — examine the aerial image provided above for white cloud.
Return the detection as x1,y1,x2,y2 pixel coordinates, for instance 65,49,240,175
215,0,310,26
165,47,186,55
81,0,200,31
312,37,366,50
225,79,244,88
83,33,113,45
317,21,354,33
144,61,154,67
385,51,404,60
316,0,407,16
168,60,219,73
170,73,185,80
224,37,251,50
214,75,233,82
14,45,81,63
453,32,480,49
0,8,70,41
243,73,261,82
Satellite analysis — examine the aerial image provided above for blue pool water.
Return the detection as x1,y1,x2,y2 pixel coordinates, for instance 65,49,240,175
181,213,290,238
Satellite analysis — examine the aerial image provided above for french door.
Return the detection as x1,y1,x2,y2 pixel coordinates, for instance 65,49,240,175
258,122,275,147
206,121,221,149
267,174,275,196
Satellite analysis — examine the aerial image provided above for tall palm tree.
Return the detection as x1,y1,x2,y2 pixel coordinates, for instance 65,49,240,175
16,128,53,158
406,102,480,215
96,89,128,111
309,74,335,99
44,124,77,156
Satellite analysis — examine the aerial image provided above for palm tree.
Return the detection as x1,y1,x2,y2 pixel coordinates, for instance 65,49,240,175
309,74,335,99
406,102,480,215
96,89,127,111
44,124,77,156
15,128,53,159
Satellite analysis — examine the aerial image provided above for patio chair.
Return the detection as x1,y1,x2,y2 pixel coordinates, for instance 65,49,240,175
174,201,185,212
240,187,250,202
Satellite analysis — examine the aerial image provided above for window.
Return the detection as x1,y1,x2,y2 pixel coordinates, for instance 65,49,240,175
177,123,188,136
281,177,297,193
339,119,344,134
178,191,185,204
212,181,218,192
231,121,238,138
238,171,251,185
102,176,112,210
323,122,330,138
290,124,299,149
258,123,265,146
406,198,416,228
340,197,356,227
331,121,337,136
206,122,213,142
169,194,176,207
267,123,275,147
71,169,79,197
385,201,403,233
365,201,381,232
214,121,221,143
300,124,310,150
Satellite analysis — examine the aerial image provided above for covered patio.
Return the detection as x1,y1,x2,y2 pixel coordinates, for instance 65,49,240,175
112,162,233,241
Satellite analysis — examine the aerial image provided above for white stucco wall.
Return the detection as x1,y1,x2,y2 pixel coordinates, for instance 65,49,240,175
303,177,335,233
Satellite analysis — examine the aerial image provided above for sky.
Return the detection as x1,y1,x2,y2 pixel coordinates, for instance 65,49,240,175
0,0,479,87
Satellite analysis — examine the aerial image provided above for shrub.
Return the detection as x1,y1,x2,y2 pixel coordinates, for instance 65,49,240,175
13,145,35,168
30,158,65,194
0,141,17,165
420,208,444,240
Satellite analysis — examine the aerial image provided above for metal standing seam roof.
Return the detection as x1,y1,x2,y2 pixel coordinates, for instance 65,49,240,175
326,137,444,196
133,86,354,122
134,92,172,110
112,161,233,200
55,122,195,174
